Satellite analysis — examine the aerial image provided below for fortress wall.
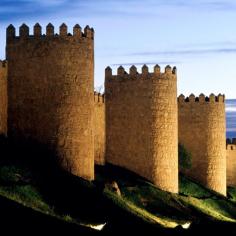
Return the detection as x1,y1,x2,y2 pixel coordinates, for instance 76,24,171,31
105,65,178,193
178,94,226,195
94,92,105,165
226,140,236,187
6,23,94,180
0,60,7,135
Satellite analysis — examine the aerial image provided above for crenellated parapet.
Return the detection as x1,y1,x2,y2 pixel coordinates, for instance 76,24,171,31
226,138,236,151
105,64,177,82
6,23,94,43
0,60,7,69
226,138,236,145
94,92,105,103
178,93,225,103
227,144,236,150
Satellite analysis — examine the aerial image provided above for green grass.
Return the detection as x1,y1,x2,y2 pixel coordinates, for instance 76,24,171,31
0,164,106,231
179,174,213,198
104,189,185,228
1,162,236,230
228,187,236,203
97,166,191,228
179,174,236,222
96,165,236,227
0,165,70,219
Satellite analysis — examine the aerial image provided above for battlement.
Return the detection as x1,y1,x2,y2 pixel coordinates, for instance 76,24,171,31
6,23,94,42
178,93,225,103
227,144,236,150
105,64,177,81
94,92,105,103
226,138,236,150
227,138,236,145
0,60,7,69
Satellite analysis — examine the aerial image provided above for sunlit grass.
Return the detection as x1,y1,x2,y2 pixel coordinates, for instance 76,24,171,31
1,163,236,231
104,188,187,228
178,196,236,222
98,165,236,227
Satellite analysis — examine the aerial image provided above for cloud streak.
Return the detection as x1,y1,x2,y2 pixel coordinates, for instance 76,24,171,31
111,61,180,66
126,48,236,57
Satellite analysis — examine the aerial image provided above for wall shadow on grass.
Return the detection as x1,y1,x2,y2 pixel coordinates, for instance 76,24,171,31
0,134,106,224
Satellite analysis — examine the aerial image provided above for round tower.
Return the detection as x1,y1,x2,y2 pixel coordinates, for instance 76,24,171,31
178,94,226,195
6,23,94,180
105,65,178,193
151,65,178,192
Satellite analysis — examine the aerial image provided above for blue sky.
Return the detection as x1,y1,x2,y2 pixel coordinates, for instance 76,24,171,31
1,0,236,98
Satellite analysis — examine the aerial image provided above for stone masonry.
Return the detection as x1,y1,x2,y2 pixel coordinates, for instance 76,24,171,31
226,139,236,187
6,23,95,180
0,60,7,135
0,23,231,193
105,65,178,193
94,92,105,165
178,94,226,195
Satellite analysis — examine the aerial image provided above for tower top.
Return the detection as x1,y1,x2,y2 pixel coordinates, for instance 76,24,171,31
6,23,95,41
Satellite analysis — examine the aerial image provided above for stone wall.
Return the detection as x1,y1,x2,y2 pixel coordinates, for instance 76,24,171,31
178,94,226,195
226,139,236,187
94,92,105,165
0,60,7,135
105,65,178,193
6,23,94,180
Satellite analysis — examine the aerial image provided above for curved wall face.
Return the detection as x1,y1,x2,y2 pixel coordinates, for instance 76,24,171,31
178,94,226,195
0,61,7,135
105,65,178,193
151,69,178,193
6,23,94,180
94,92,105,165
226,143,236,187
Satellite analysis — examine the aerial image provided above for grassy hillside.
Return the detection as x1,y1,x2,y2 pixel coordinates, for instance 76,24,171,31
96,165,236,227
1,162,236,234
0,136,236,234
0,164,108,232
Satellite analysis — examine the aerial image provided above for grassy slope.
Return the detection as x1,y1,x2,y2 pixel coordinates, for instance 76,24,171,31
0,164,109,234
179,175,236,222
96,165,236,228
1,161,236,231
0,165,80,224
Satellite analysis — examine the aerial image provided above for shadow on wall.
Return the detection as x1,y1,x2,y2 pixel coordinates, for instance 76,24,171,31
0,134,106,223
178,143,192,171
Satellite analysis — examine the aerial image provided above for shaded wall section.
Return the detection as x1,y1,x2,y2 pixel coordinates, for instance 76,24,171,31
94,92,105,165
226,139,236,187
178,94,226,195
0,60,7,136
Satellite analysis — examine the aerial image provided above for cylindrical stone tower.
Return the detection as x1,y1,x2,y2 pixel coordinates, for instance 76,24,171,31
105,65,178,193
6,23,94,180
178,94,226,195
